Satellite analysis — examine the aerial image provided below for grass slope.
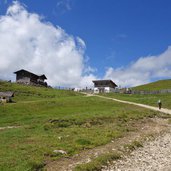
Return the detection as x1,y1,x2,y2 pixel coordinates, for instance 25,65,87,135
103,92,171,109
133,79,171,91
0,81,80,102
101,79,171,109
101,80,171,109
0,81,161,171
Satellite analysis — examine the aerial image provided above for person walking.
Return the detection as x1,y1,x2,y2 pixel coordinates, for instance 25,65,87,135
158,99,162,109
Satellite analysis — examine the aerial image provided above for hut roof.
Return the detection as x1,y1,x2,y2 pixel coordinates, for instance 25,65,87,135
39,74,47,79
92,80,117,87
0,91,14,97
14,69,47,80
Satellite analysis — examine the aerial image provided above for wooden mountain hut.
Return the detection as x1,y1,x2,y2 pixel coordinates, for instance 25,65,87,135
92,80,117,93
14,69,47,87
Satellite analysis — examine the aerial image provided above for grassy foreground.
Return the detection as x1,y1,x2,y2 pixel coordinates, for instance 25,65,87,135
0,81,161,171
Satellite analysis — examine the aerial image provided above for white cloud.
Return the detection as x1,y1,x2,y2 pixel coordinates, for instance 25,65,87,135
54,0,72,15
104,46,171,87
0,1,96,87
80,74,97,88
57,0,72,11
1,1,171,89
76,37,86,49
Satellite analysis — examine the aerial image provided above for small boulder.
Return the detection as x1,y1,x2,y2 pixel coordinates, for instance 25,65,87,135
53,150,67,155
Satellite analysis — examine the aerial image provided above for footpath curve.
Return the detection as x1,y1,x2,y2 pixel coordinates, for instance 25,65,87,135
92,94,171,115
90,94,171,171
46,93,171,171
102,128,171,171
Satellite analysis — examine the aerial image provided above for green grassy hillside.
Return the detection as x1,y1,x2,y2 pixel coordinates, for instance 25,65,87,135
103,93,171,109
133,79,171,91
102,79,171,109
0,81,80,101
0,81,163,171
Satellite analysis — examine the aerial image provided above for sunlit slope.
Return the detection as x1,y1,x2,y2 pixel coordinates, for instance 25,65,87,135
0,81,80,101
133,79,171,91
0,81,166,171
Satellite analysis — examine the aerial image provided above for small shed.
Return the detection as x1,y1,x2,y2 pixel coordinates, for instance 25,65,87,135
0,91,14,103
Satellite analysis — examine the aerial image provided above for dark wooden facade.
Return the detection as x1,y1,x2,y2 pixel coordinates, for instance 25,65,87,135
14,69,47,87
92,80,117,88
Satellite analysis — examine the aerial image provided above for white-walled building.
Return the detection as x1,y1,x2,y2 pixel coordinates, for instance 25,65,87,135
92,80,117,93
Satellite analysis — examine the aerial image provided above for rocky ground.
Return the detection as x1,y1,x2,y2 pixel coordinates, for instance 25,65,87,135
46,94,171,171
46,117,170,171
102,126,171,171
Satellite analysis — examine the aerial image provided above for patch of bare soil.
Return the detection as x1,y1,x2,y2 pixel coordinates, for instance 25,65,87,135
45,117,170,171
0,126,20,130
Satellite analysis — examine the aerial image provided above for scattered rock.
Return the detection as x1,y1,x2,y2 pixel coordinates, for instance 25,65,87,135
53,150,67,155
0,126,20,130
103,130,171,171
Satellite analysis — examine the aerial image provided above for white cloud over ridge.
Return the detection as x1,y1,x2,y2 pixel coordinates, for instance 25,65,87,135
0,1,96,87
105,47,171,87
0,1,171,89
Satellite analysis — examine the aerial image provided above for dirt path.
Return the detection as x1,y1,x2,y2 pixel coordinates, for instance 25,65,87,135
0,126,20,130
102,125,171,171
90,94,171,171
46,118,170,171
93,94,171,115
45,94,171,171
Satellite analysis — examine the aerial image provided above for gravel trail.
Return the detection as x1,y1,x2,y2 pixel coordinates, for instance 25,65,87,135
47,93,171,171
94,94,171,115
0,126,20,130
102,127,171,171
87,94,171,171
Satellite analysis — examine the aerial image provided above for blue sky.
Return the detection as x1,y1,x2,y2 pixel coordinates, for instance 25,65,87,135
0,0,171,87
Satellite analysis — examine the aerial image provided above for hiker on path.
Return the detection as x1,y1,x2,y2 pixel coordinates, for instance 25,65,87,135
158,99,162,109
